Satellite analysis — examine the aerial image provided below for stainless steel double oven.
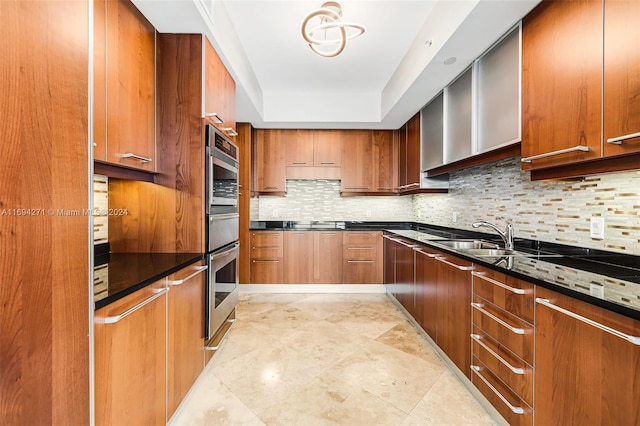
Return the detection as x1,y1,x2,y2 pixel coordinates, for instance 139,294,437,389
205,125,239,342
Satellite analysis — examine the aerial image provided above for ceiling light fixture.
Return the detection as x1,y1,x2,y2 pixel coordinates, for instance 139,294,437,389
301,2,366,58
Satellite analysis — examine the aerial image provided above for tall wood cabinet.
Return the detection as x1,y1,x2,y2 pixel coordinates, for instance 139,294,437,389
94,0,156,171
204,38,236,139
535,286,640,425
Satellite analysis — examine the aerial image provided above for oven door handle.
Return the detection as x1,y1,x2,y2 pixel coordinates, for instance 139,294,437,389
211,242,240,260
209,213,240,222
212,156,238,174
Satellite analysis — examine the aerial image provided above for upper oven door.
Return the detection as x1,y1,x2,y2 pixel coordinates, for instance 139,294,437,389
207,146,239,215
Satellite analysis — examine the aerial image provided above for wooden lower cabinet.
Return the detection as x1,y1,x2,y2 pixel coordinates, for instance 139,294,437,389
414,246,440,340
314,231,343,283
535,287,640,425
343,231,379,284
284,231,314,283
383,235,397,295
167,261,207,419
250,231,284,283
95,280,167,426
394,239,417,317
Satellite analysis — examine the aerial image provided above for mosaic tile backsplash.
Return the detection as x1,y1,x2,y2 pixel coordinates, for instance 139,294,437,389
252,157,639,255
94,175,109,244
413,157,640,255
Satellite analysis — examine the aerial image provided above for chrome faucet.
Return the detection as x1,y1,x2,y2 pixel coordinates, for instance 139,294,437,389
472,220,514,250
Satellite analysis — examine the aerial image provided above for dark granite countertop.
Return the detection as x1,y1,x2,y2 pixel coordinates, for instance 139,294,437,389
250,220,412,231
94,252,203,310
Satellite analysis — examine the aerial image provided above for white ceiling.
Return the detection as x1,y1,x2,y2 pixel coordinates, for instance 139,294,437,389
133,0,541,129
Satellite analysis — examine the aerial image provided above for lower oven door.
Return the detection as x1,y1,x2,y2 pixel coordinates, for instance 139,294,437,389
206,242,240,341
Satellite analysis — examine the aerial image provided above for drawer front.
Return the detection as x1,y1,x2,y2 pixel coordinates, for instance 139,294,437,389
250,231,283,247
343,259,377,284
472,296,534,365
343,231,378,245
472,325,533,406
471,357,533,426
343,245,376,260
251,246,283,258
250,259,283,284
472,268,535,323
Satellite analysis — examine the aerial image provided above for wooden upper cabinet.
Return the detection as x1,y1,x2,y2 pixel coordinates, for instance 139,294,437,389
398,124,408,188
285,129,314,166
373,130,396,192
204,38,236,139
603,0,640,157
104,0,156,171
398,113,421,192
313,130,343,166
341,130,373,192
521,0,602,170
94,0,107,161
255,129,286,192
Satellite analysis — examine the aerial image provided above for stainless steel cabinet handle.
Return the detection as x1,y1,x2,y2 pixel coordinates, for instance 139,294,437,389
471,303,525,335
320,162,335,165
263,186,279,190
377,187,391,190
471,334,525,375
471,366,525,415
536,298,640,345
221,127,238,137
292,162,307,165
252,259,280,263
97,288,169,324
414,248,439,258
120,152,152,163
205,112,224,123
435,256,474,271
347,260,374,264
396,240,420,249
520,145,589,163
167,265,208,286
405,183,420,188
606,131,640,145
347,247,373,250
344,187,370,190
472,271,525,295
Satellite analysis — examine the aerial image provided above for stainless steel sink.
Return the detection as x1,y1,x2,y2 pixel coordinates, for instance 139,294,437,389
435,240,500,250
461,248,531,257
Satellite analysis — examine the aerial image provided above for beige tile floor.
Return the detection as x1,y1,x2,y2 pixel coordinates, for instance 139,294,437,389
170,293,498,426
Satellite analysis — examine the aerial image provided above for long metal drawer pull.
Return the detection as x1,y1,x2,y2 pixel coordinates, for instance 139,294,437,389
120,152,152,163
99,288,169,324
377,187,391,190
471,334,525,375
167,265,208,286
607,131,640,145
347,247,373,250
536,298,640,345
205,112,224,123
252,260,280,263
435,256,474,271
320,162,335,165
472,271,525,295
347,260,374,264
292,162,307,165
520,145,589,163
471,366,525,415
396,240,420,249
414,248,439,258
263,186,279,190
344,187,370,190
471,303,525,335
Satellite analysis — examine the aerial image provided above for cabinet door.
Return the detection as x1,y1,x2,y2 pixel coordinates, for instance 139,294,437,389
255,129,286,192
406,112,422,189
603,0,640,157
313,130,342,166
314,232,343,283
435,254,472,377
341,130,373,192
284,232,313,283
398,124,408,189
444,69,472,164
167,262,206,419
95,281,167,426
94,0,107,161
285,129,314,166
535,287,640,425
373,130,396,192
521,0,602,169
420,94,444,172
106,0,155,171
395,240,416,317
383,237,397,295
414,247,440,339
